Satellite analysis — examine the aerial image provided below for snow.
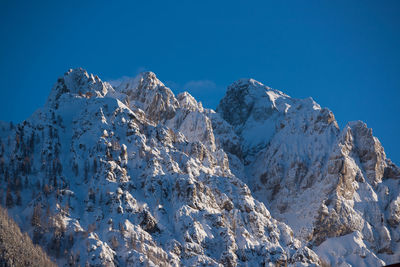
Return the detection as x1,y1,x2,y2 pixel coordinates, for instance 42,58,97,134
217,74,400,266
1,67,399,266
0,68,322,266
315,232,384,267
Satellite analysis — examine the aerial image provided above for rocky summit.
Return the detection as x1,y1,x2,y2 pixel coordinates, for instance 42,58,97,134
0,68,399,266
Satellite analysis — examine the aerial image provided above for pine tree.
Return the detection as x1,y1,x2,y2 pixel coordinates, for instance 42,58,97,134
93,157,98,172
89,188,96,203
0,189,4,206
5,189,13,208
99,192,103,205
48,127,53,139
16,190,21,206
67,233,74,249
84,160,89,182
72,162,79,176
4,168,9,183
57,115,63,126
29,131,35,151
43,184,50,197
57,161,62,176
35,132,40,144
36,180,41,190
13,175,22,191
15,133,20,149
0,206,56,266
0,159,4,176
31,204,42,227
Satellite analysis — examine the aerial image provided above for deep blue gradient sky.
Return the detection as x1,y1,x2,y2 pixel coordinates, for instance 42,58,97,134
0,1,399,163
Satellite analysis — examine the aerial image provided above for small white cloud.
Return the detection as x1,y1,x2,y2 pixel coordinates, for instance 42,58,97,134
164,80,181,91
181,80,224,109
107,76,130,87
184,80,217,91
135,66,148,74
106,66,149,87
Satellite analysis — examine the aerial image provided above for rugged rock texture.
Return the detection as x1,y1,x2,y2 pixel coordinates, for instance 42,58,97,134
0,69,320,266
217,79,400,266
0,68,398,266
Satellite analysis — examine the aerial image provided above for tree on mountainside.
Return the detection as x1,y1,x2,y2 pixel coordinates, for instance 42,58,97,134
5,188,13,208
0,206,56,266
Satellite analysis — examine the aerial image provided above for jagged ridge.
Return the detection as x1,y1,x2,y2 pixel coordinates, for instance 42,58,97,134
0,69,320,266
217,78,400,266
0,68,399,266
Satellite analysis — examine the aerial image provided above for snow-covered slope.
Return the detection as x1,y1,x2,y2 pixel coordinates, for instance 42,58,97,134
1,68,399,266
217,78,400,266
0,69,320,266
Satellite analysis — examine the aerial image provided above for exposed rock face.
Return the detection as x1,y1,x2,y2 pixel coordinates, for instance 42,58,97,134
1,68,399,266
217,79,400,265
0,69,320,266
47,68,110,106
348,121,387,185
217,79,291,158
115,71,179,122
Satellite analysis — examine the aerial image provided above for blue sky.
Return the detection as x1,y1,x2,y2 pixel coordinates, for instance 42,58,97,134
0,1,399,163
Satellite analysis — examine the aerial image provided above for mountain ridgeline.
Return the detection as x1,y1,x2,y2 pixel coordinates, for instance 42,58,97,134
0,68,399,266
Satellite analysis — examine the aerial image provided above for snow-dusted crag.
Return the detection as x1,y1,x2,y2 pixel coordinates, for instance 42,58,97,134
217,78,400,266
0,69,321,266
1,68,399,266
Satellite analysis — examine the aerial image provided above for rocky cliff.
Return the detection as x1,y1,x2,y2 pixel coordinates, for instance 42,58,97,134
0,68,398,266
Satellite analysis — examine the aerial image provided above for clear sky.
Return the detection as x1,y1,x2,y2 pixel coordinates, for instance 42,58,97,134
0,1,399,164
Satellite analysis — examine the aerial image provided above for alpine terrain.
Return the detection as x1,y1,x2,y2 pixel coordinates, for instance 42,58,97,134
0,68,398,266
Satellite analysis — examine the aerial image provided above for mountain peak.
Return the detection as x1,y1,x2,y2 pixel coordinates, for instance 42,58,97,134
46,68,108,106
230,77,265,87
134,71,163,90
217,78,290,127
138,71,157,80
2,68,398,266
226,78,290,98
226,78,271,97
113,71,178,122
115,71,164,94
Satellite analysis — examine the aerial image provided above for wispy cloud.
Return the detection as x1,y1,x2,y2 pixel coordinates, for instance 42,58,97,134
181,80,225,109
107,76,130,87
164,80,181,91
165,79,218,95
108,76,225,110
107,66,149,87
183,80,217,91
135,66,148,74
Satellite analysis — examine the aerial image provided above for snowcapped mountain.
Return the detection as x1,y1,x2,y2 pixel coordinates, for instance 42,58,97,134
217,78,400,266
0,68,398,266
